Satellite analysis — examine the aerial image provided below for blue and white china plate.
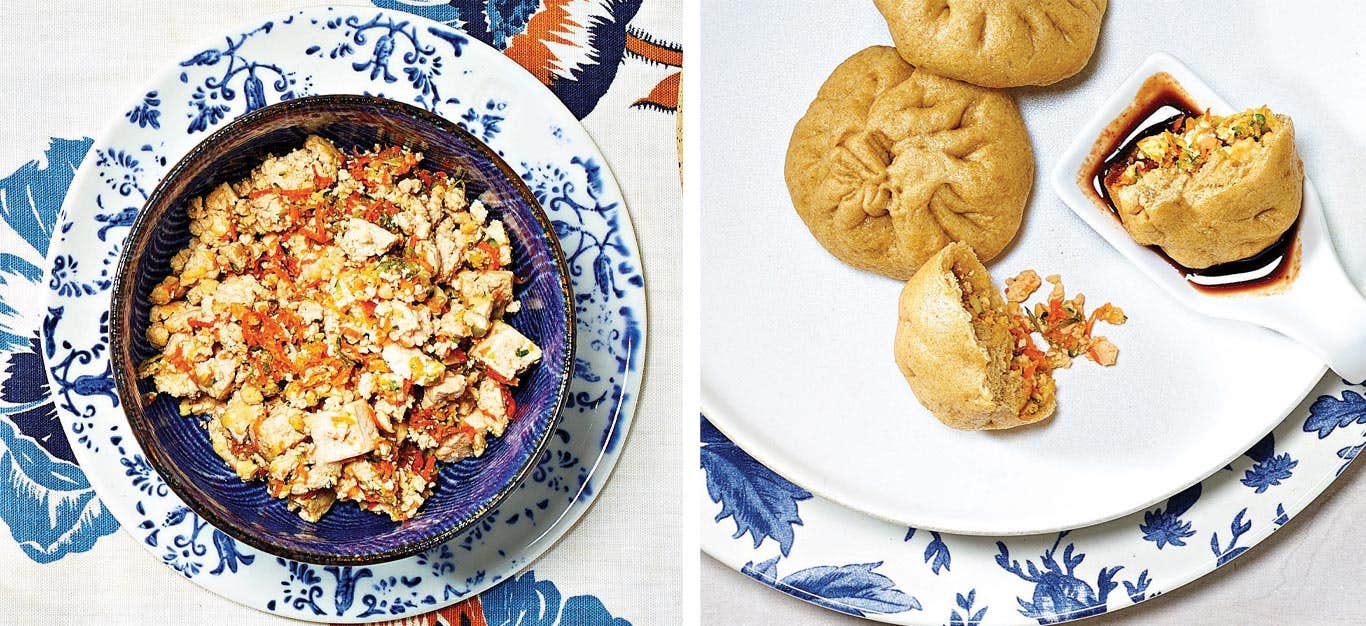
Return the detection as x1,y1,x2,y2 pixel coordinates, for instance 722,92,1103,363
701,0,1326,536
702,374,1366,624
42,6,645,622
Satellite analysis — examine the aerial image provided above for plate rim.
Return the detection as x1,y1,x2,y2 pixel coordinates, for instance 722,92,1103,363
702,359,1324,536
701,377,1361,626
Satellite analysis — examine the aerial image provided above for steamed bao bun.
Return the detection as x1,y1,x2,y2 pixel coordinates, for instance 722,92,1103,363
1107,108,1303,269
894,243,1055,431
873,0,1107,88
785,46,1033,280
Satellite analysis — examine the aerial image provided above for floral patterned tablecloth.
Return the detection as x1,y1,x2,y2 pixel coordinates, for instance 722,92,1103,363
0,1,681,623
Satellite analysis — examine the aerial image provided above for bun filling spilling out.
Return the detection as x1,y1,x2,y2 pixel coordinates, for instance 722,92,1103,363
895,243,1126,431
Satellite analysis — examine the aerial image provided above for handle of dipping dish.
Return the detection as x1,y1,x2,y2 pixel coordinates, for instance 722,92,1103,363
1260,252,1366,384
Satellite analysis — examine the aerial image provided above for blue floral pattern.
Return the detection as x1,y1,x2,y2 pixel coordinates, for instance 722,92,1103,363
35,5,645,621
1238,433,1299,493
125,91,161,129
0,137,119,563
1139,483,1200,549
949,590,989,626
0,417,117,562
1304,389,1366,438
0,138,91,349
178,22,302,133
311,13,467,113
1209,509,1252,567
704,377,1366,624
481,571,632,626
995,533,1150,624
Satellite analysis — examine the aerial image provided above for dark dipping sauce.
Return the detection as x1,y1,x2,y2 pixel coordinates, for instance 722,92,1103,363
1079,72,1299,295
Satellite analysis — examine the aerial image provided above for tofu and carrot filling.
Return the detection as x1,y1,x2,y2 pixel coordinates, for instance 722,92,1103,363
1005,270,1126,370
953,262,1054,423
138,136,542,522
1109,106,1278,186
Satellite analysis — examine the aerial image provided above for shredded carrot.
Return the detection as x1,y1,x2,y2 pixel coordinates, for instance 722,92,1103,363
142,140,539,523
278,187,315,200
301,227,331,244
312,165,335,189
477,242,503,270
501,386,517,418
483,368,516,386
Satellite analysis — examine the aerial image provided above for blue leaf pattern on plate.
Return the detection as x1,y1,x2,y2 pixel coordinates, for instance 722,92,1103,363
904,527,952,574
742,556,921,617
125,91,162,129
1241,452,1297,493
1209,508,1252,567
948,589,988,626
701,417,811,556
1304,390,1366,438
704,336,1366,621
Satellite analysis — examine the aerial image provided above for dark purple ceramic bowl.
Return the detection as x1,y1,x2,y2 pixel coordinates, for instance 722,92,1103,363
109,95,574,565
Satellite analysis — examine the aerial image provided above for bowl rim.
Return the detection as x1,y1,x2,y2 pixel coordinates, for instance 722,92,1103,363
108,93,577,565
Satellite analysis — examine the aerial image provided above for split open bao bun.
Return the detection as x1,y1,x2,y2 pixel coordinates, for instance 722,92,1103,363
1105,107,1303,269
894,243,1055,431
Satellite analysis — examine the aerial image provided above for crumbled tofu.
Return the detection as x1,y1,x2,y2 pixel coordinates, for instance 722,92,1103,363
214,275,263,307
471,378,510,437
380,344,445,386
253,405,307,461
1004,269,1041,304
421,371,467,408
307,400,380,463
1087,337,1120,366
471,321,542,381
338,218,400,260
139,139,541,522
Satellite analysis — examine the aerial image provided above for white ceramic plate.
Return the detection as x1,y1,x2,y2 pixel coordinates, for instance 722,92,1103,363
700,1,1325,535
42,6,646,622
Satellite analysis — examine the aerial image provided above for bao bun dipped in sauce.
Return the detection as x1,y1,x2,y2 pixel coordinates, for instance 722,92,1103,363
1101,103,1303,272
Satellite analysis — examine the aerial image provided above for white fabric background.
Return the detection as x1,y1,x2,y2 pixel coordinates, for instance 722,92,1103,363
701,0,1366,623
0,1,682,623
